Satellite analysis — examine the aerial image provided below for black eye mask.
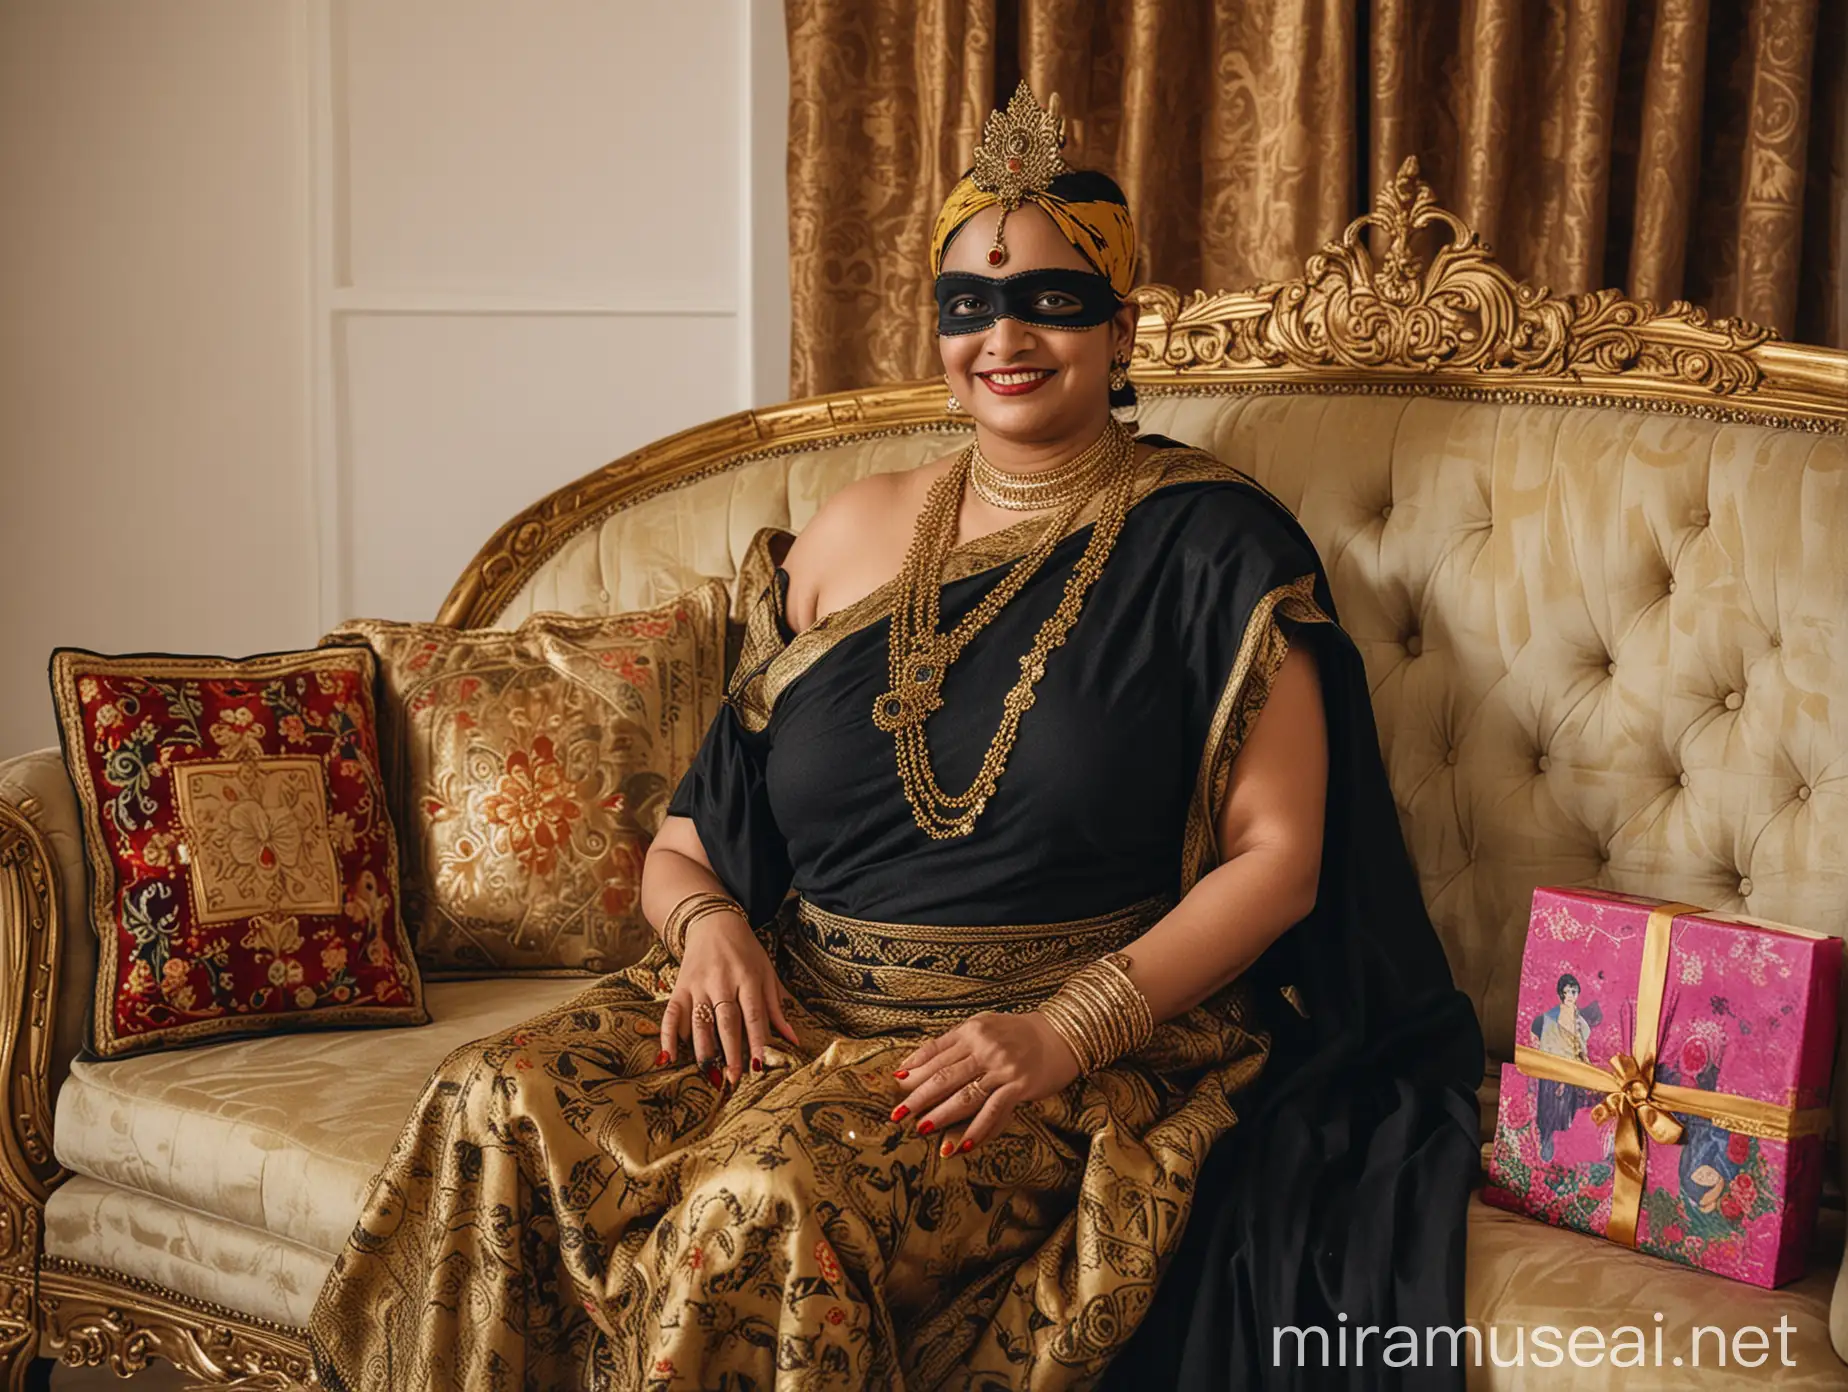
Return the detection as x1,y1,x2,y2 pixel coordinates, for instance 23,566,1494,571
934,268,1121,335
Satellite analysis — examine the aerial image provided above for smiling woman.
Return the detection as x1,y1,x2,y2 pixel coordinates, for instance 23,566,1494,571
935,205,1127,429
309,83,1485,1391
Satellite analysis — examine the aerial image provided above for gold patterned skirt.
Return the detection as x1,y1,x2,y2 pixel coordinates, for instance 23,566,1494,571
308,897,1271,1391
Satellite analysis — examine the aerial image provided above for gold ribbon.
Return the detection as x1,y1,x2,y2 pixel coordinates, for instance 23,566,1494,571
1511,902,1831,1249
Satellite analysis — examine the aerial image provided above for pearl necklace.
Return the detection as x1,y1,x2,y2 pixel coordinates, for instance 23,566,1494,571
969,426,1123,511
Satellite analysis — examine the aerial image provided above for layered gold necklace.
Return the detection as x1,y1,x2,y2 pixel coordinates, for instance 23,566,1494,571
968,427,1121,510
872,419,1138,838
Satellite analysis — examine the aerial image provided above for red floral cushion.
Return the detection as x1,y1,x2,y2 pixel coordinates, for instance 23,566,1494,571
51,647,427,1057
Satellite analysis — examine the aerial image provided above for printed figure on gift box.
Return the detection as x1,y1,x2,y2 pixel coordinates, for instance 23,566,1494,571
1661,1025,1756,1224
1531,973,1604,1162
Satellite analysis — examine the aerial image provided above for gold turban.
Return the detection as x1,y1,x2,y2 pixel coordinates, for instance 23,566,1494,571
928,83,1139,301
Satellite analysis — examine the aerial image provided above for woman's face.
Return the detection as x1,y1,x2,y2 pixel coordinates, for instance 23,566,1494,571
937,203,1137,446
1561,984,1579,1007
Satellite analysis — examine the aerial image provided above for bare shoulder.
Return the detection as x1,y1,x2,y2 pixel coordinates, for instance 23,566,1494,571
781,453,959,634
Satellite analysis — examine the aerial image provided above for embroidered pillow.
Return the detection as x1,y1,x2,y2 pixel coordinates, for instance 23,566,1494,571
50,647,427,1058
327,581,728,976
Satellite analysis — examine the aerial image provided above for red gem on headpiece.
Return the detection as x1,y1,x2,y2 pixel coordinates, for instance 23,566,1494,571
1006,157,1023,173
987,248,1004,266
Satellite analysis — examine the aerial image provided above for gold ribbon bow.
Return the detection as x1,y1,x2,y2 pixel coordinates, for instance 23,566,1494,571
1512,902,1831,1249
1586,1052,1685,1244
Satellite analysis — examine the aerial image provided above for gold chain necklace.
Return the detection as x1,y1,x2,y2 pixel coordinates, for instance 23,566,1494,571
872,419,1137,838
969,426,1121,511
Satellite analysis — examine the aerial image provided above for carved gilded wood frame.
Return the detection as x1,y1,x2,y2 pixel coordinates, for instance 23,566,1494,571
441,158,1844,630
0,160,1842,1389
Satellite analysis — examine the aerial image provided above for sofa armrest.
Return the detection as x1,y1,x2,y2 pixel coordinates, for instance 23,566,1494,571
0,749,80,1368
0,749,92,1169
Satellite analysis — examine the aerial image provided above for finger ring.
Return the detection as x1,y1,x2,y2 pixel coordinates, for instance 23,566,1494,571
693,1003,716,1026
961,1074,990,1103
714,999,739,1014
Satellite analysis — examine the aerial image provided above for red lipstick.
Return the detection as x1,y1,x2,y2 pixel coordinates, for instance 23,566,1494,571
976,368,1057,397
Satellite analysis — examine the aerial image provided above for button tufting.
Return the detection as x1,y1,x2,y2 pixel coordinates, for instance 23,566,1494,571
1724,691,1743,711
1798,785,1811,801
1405,633,1423,657
1445,748,1459,766
1738,877,1753,896
1691,507,1710,527
1537,755,1551,773
598,587,612,603
1606,661,1618,676
1678,772,1690,788
1666,580,1677,595
1380,504,1393,521
1770,632,1781,648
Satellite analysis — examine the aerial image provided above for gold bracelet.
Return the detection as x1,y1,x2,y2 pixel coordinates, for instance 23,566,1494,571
661,891,747,961
671,894,744,959
1037,952,1154,1074
664,894,735,959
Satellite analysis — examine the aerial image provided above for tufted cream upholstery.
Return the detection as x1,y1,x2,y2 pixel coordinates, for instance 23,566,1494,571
500,392,1848,1070
501,430,977,625
3,383,1843,1380
488,387,1848,1378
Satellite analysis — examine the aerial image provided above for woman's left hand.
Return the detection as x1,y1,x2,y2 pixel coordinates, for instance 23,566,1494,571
891,1011,1080,1155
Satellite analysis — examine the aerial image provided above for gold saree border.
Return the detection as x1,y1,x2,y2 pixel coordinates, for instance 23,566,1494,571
795,893,1173,945
1178,574,1334,897
785,894,1175,1035
725,527,795,730
727,446,1264,733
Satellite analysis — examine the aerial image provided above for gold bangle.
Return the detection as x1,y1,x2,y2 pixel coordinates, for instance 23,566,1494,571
1037,952,1154,1075
661,891,746,961
669,895,740,959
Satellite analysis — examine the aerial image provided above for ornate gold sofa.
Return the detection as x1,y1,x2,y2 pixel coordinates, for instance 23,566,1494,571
2,164,1844,1388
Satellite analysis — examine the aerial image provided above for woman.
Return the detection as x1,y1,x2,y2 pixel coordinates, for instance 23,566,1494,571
1531,973,1602,1162
311,85,1483,1390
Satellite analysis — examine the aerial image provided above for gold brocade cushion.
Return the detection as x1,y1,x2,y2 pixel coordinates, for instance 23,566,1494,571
327,583,728,975
49,647,428,1058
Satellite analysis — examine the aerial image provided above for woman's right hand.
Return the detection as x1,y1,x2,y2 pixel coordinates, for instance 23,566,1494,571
660,914,801,1084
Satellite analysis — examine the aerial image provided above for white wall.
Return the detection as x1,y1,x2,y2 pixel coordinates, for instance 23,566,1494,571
0,0,790,755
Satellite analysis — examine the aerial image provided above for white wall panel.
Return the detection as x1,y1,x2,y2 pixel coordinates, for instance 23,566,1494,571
337,311,741,623
337,0,741,303
0,0,316,753
315,0,780,629
0,0,788,754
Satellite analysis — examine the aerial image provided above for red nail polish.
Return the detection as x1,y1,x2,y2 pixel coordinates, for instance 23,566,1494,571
891,1104,909,1122
918,1120,935,1135
940,1139,955,1158
960,1139,973,1152
706,1067,722,1087
654,1049,671,1067
894,1069,909,1079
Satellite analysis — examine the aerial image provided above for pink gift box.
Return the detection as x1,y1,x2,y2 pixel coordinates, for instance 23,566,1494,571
1481,887,1841,1288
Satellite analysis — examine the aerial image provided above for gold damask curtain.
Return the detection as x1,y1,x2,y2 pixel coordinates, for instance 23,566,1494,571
785,0,1847,397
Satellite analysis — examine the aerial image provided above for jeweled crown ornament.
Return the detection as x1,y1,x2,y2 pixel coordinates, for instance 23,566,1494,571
971,81,1068,268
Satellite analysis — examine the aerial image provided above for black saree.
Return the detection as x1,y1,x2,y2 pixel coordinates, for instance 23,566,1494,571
678,434,1487,1386
308,437,1482,1390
